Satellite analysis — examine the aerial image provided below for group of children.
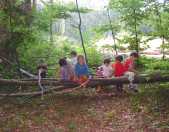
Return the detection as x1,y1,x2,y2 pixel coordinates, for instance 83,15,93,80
59,51,90,85
37,50,139,93
96,52,139,92
58,51,139,92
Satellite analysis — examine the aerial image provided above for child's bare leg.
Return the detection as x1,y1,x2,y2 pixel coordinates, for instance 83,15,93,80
96,85,102,93
80,80,89,88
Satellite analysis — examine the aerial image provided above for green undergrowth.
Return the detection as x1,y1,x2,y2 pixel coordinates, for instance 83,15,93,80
139,57,169,71
130,83,169,115
130,83,169,129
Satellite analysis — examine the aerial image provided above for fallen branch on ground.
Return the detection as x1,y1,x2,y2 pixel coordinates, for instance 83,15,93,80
0,86,65,96
0,85,84,97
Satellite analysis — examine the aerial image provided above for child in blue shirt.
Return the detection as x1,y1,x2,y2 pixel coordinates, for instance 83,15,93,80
75,55,89,84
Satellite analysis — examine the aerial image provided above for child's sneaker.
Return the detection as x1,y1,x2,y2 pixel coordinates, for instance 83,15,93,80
133,84,138,92
129,84,139,93
128,84,134,89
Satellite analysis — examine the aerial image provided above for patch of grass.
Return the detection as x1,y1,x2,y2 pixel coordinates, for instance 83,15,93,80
152,121,169,129
130,83,169,114
105,111,116,120
67,121,77,132
57,108,65,119
32,115,47,125
86,107,97,117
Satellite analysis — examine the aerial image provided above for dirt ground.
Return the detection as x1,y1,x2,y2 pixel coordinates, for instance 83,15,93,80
0,89,169,132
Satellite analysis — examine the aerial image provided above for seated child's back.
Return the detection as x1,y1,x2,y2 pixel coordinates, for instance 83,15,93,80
59,58,75,80
113,55,125,92
113,55,125,77
37,60,48,78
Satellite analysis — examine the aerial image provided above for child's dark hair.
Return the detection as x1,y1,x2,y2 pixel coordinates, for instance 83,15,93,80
71,51,77,56
115,55,123,62
59,58,67,66
130,52,139,58
104,58,111,64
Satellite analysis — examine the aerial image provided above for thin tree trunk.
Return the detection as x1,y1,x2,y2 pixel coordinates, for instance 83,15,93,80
75,0,88,63
107,8,118,55
162,0,167,60
14,50,22,78
133,9,139,54
155,1,165,60
162,36,165,60
32,0,36,10
49,0,53,44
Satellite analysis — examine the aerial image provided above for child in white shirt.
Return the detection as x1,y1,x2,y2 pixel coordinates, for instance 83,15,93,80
97,59,113,78
70,51,78,69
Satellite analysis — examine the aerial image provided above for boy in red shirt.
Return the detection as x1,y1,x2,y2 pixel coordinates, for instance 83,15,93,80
124,52,139,73
113,55,125,93
124,52,139,92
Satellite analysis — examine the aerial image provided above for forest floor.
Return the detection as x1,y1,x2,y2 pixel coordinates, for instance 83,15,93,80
0,86,169,132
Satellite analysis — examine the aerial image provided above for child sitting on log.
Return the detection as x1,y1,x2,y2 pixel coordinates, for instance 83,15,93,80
124,51,139,92
70,51,78,69
59,58,75,81
37,60,48,79
75,55,90,86
95,59,113,92
96,59,113,78
113,55,125,93
96,66,104,78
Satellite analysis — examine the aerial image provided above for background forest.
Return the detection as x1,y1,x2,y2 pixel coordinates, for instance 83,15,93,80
0,0,169,78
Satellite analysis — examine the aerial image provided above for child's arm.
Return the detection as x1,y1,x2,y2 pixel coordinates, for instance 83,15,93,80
110,66,114,78
85,65,90,76
80,79,89,88
75,64,79,77
38,69,42,80
60,68,66,80
128,67,138,74
128,63,138,74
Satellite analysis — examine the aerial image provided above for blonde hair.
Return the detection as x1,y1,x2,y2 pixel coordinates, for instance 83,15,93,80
77,55,86,64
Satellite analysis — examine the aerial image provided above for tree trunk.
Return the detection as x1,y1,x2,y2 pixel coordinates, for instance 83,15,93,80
49,0,53,44
133,9,139,54
162,36,165,60
8,1,22,78
107,8,118,55
155,1,165,60
32,0,36,10
75,0,88,63
14,50,22,78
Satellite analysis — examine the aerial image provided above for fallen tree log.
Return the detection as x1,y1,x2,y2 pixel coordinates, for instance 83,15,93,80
19,68,36,78
0,86,65,96
87,73,169,87
0,79,60,86
0,72,169,87
0,79,79,87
